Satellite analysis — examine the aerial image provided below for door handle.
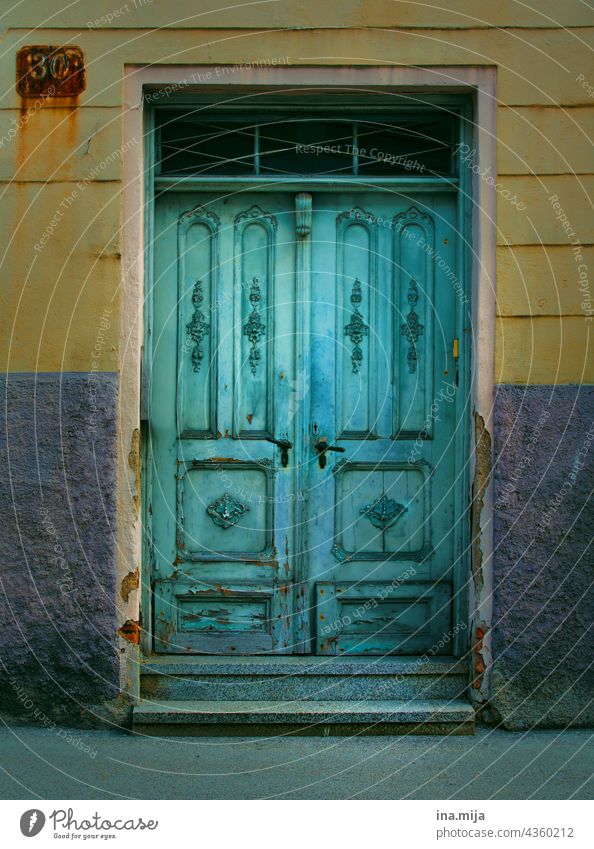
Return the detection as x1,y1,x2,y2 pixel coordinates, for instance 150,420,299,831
266,436,293,467
314,439,346,469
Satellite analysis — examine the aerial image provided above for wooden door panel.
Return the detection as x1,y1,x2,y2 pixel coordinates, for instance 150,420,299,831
308,193,460,654
316,581,452,656
336,209,377,438
150,189,465,656
178,461,274,559
234,206,276,437
154,582,279,654
177,206,218,437
393,206,435,437
151,193,297,654
333,462,429,561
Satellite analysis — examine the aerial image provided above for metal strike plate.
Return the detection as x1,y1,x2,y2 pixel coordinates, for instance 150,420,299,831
16,46,85,97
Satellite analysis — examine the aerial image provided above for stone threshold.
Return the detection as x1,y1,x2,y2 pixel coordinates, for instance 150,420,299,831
140,655,468,676
132,698,475,736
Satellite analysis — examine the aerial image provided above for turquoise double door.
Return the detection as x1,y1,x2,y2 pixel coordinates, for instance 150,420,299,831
150,190,463,655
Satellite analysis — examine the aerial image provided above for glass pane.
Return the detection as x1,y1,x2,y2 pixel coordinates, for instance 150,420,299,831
258,120,354,175
158,115,256,175
356,117,454,176
156,109,458,177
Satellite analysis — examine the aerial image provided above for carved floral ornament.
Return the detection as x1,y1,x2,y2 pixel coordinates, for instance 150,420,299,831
243,277,267,375
393,206,433,376
344,278,369,374
233,206,276,378
331,491,408,561
235,204,278,230
179,206,219,375
337,206,377,228
185,280,210,373
337,208,377,377
400,277,424,374
393,204,434,235
359,494,407,529
206,493,250,529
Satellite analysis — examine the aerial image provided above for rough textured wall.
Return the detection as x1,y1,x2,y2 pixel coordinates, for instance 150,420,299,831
1,15,592,381
0,374,123,724
0,1,592,729
492,385,594,728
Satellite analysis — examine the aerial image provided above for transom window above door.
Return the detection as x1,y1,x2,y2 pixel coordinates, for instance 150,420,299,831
155,109,460,178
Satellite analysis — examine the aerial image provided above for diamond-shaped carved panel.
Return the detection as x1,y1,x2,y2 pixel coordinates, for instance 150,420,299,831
206,493,250,529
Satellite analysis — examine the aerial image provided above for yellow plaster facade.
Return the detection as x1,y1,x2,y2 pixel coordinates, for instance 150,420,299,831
1,1,592,383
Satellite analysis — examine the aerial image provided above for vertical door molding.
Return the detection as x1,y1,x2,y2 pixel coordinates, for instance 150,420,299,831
294,192,313,651
177,204,220,438
393,204,435,438
232,204,277,438
336,207,378,439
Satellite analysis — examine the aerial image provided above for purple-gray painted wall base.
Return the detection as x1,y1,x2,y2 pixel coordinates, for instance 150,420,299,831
0,375,591,729
491,385,594,729
0,373,126,726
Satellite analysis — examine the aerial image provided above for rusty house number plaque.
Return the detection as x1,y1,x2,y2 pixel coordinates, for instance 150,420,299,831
16,46,86,97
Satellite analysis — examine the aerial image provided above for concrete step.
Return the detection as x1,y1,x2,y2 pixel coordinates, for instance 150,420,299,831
140,656,468,702
132,698,475,736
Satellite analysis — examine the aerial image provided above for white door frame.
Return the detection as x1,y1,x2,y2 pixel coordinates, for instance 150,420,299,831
120,65,496,705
